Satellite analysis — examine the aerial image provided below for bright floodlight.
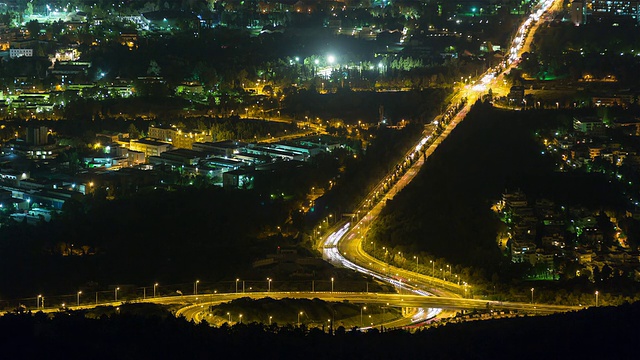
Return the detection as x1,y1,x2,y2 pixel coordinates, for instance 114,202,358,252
314,59,319,65
327,55,335,64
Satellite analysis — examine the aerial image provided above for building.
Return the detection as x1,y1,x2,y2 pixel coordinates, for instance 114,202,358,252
192,140,247,157
589,0,640,20
511,240,537,263
172,130,212,150
245,145,306,161
148,149,203,167
26,126,49,146
129,138,171,158
573,117,604,135
9,48,32,58
571,1,586,25
508,86,525,104
148,125,175,142
223,168,255,189
147,125,212,150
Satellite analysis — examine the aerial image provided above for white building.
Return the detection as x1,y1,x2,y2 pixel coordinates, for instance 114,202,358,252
9,48,33,58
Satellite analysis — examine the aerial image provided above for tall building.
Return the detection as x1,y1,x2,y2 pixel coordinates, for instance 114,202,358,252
571,1,586,25
588,0,640,21
26,126,49,146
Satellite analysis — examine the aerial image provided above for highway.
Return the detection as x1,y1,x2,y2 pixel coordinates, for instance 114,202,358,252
173,291,578,325
321,0,565,326
165,0,567,328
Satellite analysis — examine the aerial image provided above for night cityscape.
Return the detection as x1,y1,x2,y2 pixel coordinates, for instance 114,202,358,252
0,0,639,358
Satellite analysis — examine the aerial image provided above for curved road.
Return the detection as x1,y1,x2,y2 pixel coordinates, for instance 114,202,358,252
174,291,578,325
321,0,566,324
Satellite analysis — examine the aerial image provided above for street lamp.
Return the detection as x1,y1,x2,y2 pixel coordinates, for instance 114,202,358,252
331,277,334,293
298,311,303,326
361,306,367,327
37,294,42,309
413,256,419,271
236,279,239,293
530,287,534,304
595,291,599,307
267,278,272,292
194,280,200,295
154,283,158,298
430,260,435,277
227,312,231,323
115,287,120,302
239,314,243,324
77,291,82,307
269,316,273,325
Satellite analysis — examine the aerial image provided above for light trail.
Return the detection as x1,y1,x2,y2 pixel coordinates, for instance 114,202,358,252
321,0,560,327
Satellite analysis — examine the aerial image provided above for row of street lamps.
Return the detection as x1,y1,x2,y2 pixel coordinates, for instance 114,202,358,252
31,277,348,310
34,279,604,310
374,245,462,288
528,288,601,306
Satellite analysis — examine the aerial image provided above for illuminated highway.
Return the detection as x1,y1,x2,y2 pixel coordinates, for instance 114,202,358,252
172,291,579,325
322,0,565,324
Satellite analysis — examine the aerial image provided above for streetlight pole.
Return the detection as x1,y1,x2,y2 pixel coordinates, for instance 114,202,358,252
194,280,199,295
530,288,534,304
115,287,119,302
413,256,419,271
227,312,231,323
361,306,367,327
331,277,334,293
154,283,158,298
236,279,239,293
77,291,82,307
239,314,243,324
595,291,599,307
267,278,272,292
298,311,303,326
37,295,41,309
269,316,273,325
430,260,435,278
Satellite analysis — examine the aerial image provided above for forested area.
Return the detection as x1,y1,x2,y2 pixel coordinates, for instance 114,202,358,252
520,19,640,83
0,188,291,298
369,102,627,282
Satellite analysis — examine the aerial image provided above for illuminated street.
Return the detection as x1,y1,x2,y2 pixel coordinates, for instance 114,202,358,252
321,0,565,321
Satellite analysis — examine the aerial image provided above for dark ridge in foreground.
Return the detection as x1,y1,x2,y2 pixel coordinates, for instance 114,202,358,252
0,302,637,360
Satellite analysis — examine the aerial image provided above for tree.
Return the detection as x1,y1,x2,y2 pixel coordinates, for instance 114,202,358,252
26,20,40,38
147,60,161,76
128,124,141,139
